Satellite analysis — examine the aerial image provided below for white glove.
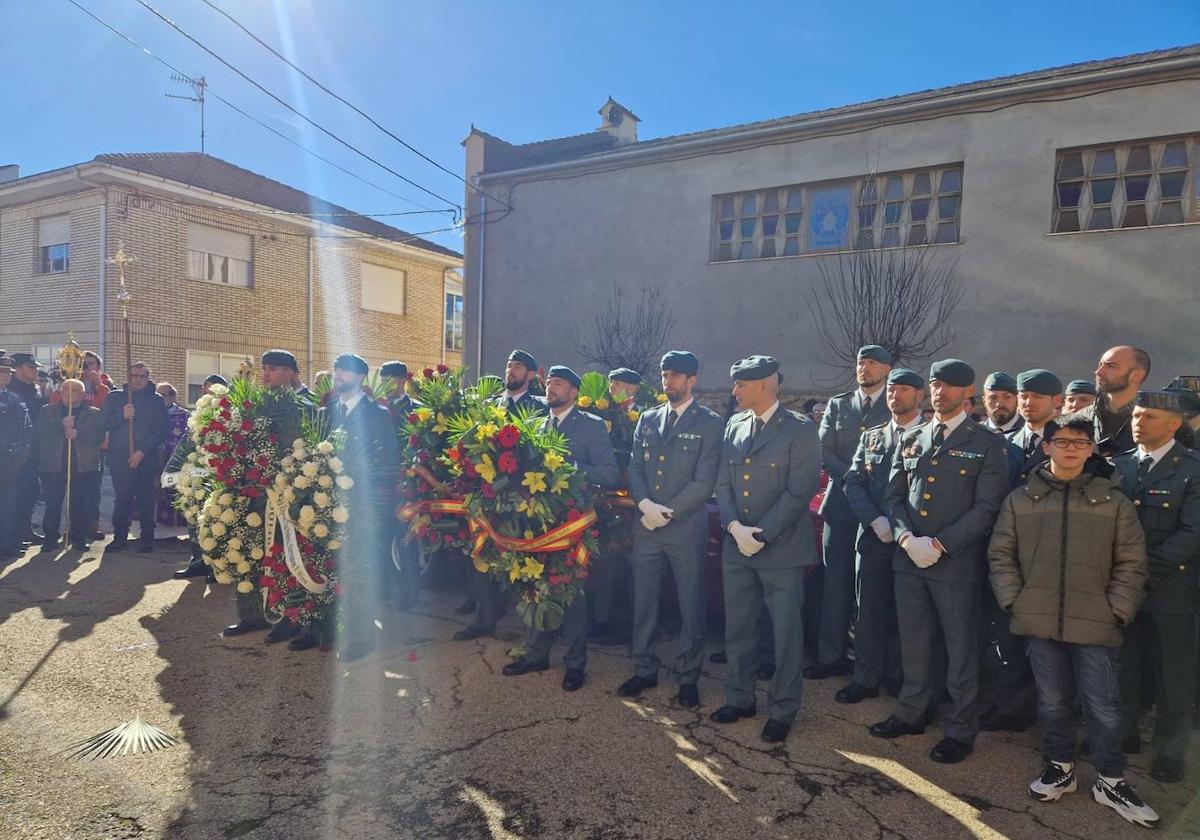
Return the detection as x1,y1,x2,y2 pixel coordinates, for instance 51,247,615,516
638,498,674,530
728,521,765,557
870,516,894,544
902,535,942,569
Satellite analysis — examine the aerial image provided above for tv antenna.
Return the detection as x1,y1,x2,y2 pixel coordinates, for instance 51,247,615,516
166,74,207,153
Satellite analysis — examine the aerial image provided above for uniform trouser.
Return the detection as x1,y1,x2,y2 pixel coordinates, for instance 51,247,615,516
525,591,588,671
1121,610,1197,760
235,589,267,626
894,573,981,744
338,515,388,645
109,454,158,542
0,464,18,550
723,559,806,724
980,586,1037,720
630,538,706,685
391,524,422,602
590,547,632,631
817,518,858,665
853,546,902,690
467,566,503,630
14,458,39,537
41,470,100,543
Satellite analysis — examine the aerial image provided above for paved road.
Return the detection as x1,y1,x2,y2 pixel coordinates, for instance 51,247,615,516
0,540,1196,839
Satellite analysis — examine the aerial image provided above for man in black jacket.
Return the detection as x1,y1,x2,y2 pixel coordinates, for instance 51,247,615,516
100,362,169,552
9,353,46,544
0,357,34,557
323,353,400,663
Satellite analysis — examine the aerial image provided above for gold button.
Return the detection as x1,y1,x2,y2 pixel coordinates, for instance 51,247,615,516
1180,565,1187,571
743,491,750,497
927,477,936,484
744,508,750,515
923,493,931,500
656,470,663,476
1163,503,1170,508
659,455,665,462
931,459,939,466
860,425,866,432
744,458,751,465
920,510,929,517
744,474,751,480
1134,499,1141,506
960,469,967,475
655,484,661,490
770,462,777,468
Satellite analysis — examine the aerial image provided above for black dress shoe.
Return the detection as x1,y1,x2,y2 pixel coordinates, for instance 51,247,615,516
869,715,925,739
761,719,790,743
222,621,268,637
39,537,62,552
616,675,658,697
930,737,973,764
264,621,302,644
562,669,585,692
709,651,727,665
453,625,495,642
174,562,209,580
337,642,374,663
677,684,700,708
288,632,320,652
71,541,92,552
502,659,549,677
107,539,129,553
455,597,477,615
1151,755,1184,783
835,683,879,704
757,663,776,681
710,704,756,724
804,658,853,679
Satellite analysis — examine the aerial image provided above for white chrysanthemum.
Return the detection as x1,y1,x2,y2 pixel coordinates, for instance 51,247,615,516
299,505,317,522
336,476,355,490
236,580,254,594
327,539,342,550
301,462,319,478
331,506,349,524
219,493,233,506
250,546,264,560
246,512,263,527
293,475,310,490
214,571,233,585
220,509,236,524
292,437,305,449
317,475,333,488
316,440,334,455
283,488,296,504
211,522,227,537
235,561,251,575
201,537,217,551
227,549,243,564
228,537,242,550
211,384,229,397
193,489,206,500
327,457,343,473
313,491,330,508
293,447,308,460
312,523,329,538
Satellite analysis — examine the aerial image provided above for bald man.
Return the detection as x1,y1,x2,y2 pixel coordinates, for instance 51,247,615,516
1083,346,1150,459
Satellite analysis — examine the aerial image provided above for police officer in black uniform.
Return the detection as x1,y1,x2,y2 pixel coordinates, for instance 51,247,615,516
9,353,46,544
380,361,422,610
808,345,892,679
1115,390,1200,783
0,357,34,558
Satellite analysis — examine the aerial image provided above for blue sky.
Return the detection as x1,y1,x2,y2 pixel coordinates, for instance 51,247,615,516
3,1,1198,252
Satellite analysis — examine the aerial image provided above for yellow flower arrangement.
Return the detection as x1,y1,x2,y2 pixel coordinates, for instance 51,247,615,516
576,395,593,408
476,422,499,442
543,450,565,470
656,393,668,403
414,407,433,423
627,409,641,422
522,471,548,494
477,453,497,483
595,397,609,410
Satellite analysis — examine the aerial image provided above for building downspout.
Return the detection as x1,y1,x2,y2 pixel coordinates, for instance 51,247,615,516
475,194,486,378
306,233,314,386
73,167,107,358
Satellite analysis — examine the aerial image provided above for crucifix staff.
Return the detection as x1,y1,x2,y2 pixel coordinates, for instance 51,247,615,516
56,335,84,542
107,245,136,453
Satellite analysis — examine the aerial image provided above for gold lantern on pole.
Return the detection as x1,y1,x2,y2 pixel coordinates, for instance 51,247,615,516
56,335,85,542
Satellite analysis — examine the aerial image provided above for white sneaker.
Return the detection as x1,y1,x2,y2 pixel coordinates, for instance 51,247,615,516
1092,778,1160,829
1029,762,1076,802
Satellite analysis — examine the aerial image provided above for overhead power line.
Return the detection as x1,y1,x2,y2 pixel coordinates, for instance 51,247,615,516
198,0,512,211
131,0,464,215
64,0,444,214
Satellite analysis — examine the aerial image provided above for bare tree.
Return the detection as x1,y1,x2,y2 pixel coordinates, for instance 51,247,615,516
807,246,964,384
574,282,675,376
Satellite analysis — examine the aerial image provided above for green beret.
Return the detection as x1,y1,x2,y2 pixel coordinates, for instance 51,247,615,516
857,345,893,365
984,372,1017,393
1167,375,1200,394
1017,369,1063,396
608,367,642,386
887,368,924,389
1064,379,1097,397
730,355,779,381
380,361,408,378
546,365,581,389
1164,388,1200,415
508,349,538,371
261,349,298,371
1137,389,1192,414
928,359,974,387
660,351,699,376
333,353,369,375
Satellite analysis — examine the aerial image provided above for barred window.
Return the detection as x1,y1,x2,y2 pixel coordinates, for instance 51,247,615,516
712,164,962,261
1053,137,1198,233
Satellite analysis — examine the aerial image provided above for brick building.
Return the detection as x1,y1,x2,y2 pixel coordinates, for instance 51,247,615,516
0,153,463,403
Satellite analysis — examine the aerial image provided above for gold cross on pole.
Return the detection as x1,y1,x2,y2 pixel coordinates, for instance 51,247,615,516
106,243,136,318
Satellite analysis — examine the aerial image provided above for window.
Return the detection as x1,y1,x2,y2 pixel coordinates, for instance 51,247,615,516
187,223,253,287
445,292,464,351
185,350,245,405
360,261,406,315
33,344,63,367
39,216,70,273
712,165,962,261
1053,136,1198,233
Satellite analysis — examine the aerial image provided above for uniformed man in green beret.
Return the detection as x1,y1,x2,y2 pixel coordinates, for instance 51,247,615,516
711,356,820,743
870,359,1010,764
982,372,1023,436
498,349,545,415
837,367,926,704
809,345,893,680
1063,379,1098,414
618,351,723,708
1115,389,1200,783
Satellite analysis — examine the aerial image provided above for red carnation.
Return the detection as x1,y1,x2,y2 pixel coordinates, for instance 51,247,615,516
408,434,421,448
447,447,461,462
497,451,519,474
303,599,316,611
423,367,434,378
257,455,270,467
241,487,261,498
496,425,520,448
567,509,582,522
219,398,231,408
247,469,261,482
437,364,449,374
407,412,420,424
241,420,253,432
284,606,300,621
235,445,249,457
286,575,298,589
243,400,253,410
480,483,496,499
267,590,283,606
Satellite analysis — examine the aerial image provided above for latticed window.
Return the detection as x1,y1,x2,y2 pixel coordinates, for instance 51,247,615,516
712,164,962,261
1053,137,1198,232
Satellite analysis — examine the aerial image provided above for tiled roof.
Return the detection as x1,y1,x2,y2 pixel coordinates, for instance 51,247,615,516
473,129,619,174
92,152,461,259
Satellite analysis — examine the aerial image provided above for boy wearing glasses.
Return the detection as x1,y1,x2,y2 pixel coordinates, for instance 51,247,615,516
988,414,1156,828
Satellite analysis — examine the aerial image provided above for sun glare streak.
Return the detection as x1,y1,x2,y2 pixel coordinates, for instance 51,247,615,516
838,751,1011,840
460,784,524,840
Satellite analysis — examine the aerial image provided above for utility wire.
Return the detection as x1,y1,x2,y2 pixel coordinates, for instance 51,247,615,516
131,0,463,215
64,0,442,214
198,0,512,211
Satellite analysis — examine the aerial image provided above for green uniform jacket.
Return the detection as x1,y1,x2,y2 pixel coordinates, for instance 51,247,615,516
844,420,925,554
988,468,1146,647
818,390,890,524
35,402,105,473
716,407,821,570
1113,443,1200,615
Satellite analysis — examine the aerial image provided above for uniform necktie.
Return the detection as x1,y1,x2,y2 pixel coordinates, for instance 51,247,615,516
1137,454,1154,481
862,395,872,413
751,416,764,442
932,423,946,450
1026,433,1040,457
666,409,678,435
507,397,517,414
553,414,561,430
